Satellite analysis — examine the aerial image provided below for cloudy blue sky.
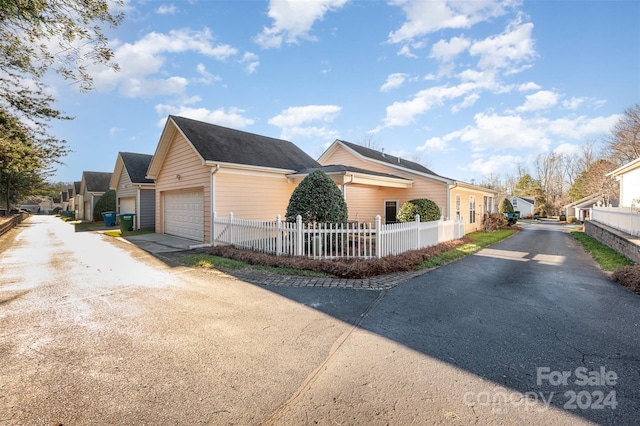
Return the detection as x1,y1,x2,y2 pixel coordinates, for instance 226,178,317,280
48,0,639,185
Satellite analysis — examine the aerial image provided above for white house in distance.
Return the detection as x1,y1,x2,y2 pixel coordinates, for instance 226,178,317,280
510,196,535,217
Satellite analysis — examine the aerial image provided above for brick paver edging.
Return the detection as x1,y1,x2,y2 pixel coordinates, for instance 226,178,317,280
229,268,429,290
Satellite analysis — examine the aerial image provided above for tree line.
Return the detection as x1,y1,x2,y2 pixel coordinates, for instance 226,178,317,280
480,104,640,216
0,0,123,215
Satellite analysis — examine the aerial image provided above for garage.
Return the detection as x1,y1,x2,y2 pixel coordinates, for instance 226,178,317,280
119,197,136,214
163,190,204,241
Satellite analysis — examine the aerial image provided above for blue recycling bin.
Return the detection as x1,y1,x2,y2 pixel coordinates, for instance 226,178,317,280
119,213,136,232
102,211,116,227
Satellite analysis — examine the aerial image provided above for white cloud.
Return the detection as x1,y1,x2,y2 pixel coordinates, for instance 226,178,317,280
518,82,542,92
451,93,480,113
388,0,513,44
380,73,409,92
420,137,449,152
269,105,341,127
155,105,255,129
469,18,536,72
397,45,418,58
553,143,581,156
194,63,222,85
241,52,260,74
92,28,238,96
156,4,177,15
268,104,341,140
464,154,523,175
254,0,348,49
120,76,189,98
516,90,559,112
430,36,471,62
372,81,483,131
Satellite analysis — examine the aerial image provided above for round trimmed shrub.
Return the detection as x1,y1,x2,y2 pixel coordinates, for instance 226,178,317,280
285,170,348,223
397,198,441,222
93,189,116,221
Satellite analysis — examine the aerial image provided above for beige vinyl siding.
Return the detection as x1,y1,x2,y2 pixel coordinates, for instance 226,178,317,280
215,170,296,220
155,133,210,242
322,145,449,220
343,185,399,223
116,166,136,198
450,186,494,233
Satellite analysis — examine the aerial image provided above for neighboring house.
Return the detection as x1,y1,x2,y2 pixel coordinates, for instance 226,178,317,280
607,156,640,207
510,196,535,217
72,181,82,218
67,187,75,212
317,140,497,232
146,115,319,243
19,197,53,213
564,192,608,222
110,152,156,230
79,171,112,221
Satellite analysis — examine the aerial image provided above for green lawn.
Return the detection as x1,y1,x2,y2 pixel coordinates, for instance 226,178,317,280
570,230,634,271
418,229,518,269
176,253,331,277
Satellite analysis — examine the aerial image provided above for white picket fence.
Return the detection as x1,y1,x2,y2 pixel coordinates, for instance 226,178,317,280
592,206,640,236
213,212,465,259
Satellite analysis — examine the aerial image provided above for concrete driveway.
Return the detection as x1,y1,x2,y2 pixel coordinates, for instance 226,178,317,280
0,216,638,425
123,232,201,254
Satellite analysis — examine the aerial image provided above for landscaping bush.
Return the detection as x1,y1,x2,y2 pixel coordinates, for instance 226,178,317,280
567,215,578,224
93,189,116,222
611,265,640,295
285,170,347,224
481,213,507,232
397,198,441,222
207,237,472,279
498,198,514,214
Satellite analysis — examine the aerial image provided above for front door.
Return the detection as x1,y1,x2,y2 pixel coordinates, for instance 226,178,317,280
385,200,398,224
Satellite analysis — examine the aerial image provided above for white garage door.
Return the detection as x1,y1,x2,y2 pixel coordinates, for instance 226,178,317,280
119,197,136,214
164,190,204,241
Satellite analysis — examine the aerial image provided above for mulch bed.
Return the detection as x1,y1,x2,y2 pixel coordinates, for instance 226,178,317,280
207,236,473,279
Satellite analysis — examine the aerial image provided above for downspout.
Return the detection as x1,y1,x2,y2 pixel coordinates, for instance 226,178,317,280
190,164,220,249
136,186,141,230
211,164,220,245
447,182,457,220
341,174,354,200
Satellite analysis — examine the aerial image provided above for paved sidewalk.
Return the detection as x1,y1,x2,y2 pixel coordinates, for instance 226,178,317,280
230,268,428,290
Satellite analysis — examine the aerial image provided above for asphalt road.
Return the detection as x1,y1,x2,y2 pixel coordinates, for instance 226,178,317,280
0,216,638,425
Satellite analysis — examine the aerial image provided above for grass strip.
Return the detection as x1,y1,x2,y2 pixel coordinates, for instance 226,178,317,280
418,229,517,269
570,230,634,271
176,254,332,277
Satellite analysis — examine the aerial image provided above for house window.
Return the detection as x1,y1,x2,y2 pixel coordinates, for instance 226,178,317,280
512,197,518,207
484,196,493,214
470,196,476,224
384,200,398,224
455,195,461,219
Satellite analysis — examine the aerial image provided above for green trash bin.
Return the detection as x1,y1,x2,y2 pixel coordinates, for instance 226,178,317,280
119,213,136,232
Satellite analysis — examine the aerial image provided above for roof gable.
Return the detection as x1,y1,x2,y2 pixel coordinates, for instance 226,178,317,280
120,152,154,184
82,171,112,193
335,139,440,176
149,116,320,176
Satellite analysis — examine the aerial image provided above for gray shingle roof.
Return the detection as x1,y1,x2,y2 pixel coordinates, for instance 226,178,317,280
83,171,112,192
337,139,441,176
171,115,320,171
120,152,154,184
73,181,81,194
294,165,410,181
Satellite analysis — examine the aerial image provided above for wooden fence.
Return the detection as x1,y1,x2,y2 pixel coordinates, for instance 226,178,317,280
0,212,29,238
213,213,465,259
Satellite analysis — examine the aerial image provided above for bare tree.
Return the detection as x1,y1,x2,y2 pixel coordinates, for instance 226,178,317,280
604,104,640,165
